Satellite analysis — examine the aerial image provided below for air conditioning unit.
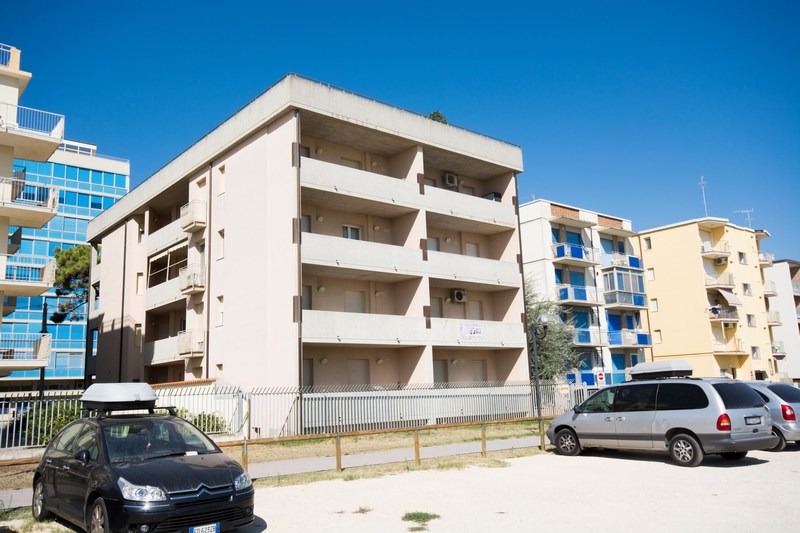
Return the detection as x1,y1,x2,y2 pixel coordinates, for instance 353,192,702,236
443,173,459,188
715,258,727,266
451,289,468,303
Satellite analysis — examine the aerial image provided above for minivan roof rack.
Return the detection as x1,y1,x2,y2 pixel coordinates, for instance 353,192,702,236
629,360,693,380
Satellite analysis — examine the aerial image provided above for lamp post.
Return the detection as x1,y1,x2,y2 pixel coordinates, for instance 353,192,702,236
530,321,547,451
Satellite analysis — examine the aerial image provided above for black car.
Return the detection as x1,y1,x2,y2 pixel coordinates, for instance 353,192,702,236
32,384,254,533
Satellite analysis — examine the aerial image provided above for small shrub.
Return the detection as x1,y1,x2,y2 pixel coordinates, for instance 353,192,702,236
192,411,227,433
24,400,82,446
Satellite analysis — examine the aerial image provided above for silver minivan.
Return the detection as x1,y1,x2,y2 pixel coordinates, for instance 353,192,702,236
744,381,800,452
546,361,778,466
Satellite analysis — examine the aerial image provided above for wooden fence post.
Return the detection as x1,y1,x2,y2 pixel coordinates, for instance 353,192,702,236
335,433,342,472
414,428,421,466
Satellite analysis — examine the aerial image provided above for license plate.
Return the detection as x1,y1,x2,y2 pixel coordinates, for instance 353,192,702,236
190,524,219,533
745,416,761,425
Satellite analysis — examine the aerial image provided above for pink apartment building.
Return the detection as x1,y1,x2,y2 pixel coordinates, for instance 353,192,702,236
86,75,530,391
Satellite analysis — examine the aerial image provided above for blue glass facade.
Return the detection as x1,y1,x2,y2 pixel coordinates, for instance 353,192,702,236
1,151,128,388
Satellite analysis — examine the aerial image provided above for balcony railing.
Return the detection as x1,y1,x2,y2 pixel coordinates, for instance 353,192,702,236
600,252,643,269
179,264,206,295
0,176,59,210
180,200,207,232
572,327,608,346
1,254,56,284
766,311,781,325
709,306,739,322
772,342,786,359
0,333,52,362
556,284,600,305
0,102,65,140
758,252,775,267
177,330,205,357
608,329,652,347
603,290,647,308
705,274,735,288
762,280,777,296
712,339,744,354
700,241,730,258
0,43,12,68
792,281,800,296
552,243,598,264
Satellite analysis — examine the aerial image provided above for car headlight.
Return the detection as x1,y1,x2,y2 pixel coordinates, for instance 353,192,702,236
234,472,252,491
118,477,166,502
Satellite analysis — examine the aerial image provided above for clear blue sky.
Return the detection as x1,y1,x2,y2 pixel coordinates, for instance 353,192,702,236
6,1,799,259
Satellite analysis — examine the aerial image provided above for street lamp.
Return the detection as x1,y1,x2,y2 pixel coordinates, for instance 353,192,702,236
529,318,549,451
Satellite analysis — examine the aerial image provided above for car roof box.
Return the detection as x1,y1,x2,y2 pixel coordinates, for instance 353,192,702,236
629,360,693,380
80,383,157,411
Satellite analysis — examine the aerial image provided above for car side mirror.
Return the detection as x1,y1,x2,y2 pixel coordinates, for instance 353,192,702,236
573,405,582,414
75,449,91,465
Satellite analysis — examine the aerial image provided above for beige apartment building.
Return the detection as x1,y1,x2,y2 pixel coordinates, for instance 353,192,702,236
638,218,779,379
520,199,652,386
86,75,530,391
0,43,62,379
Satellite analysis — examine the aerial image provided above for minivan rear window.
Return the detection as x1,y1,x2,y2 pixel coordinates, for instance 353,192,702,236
767,384,800,403
712,382,765,409
656,383,709,410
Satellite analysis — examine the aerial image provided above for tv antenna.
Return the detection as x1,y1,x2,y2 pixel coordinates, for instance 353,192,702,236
735,209,754,229
698,175,709,217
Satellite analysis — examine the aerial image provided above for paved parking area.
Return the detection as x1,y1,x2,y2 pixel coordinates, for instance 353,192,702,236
245,447,800,533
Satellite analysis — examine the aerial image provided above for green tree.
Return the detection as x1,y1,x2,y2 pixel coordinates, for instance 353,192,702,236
525,281,581,380
426,110,448,124
50,245,91,324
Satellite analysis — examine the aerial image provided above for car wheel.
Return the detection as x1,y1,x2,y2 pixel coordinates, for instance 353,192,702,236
554,428,581,456
720,451,747,460
89,498,110,533
31,478,50,521
669,434,703,467
769,430,786,452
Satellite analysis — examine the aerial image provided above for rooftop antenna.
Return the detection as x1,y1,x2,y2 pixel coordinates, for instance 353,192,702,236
698,175,709,217
735,209,754,229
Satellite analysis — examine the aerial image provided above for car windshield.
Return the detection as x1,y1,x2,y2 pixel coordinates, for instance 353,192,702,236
103,416,218,463
767,384,800,403
712,382,765,409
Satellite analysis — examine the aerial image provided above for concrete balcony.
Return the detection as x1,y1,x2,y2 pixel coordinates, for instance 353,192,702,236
766,311,781,326
145,277,182,311
600,252,643,270
3,296,17,317
302,309,426,345
712,338,745,355
608,329,652,348
426,251,521,289
762,280,777,297
0,333,51,376
91,261,101,285
178,329,205,357
0,254,55,297
0,102,65,161
758,252,774,267
180,200,207,232
700,241,730,259
7,226,21,254
423,186,517,231
705,274,735,289
792,281,800,296
302,232,422,280
603,291,647,309
179,264,205,295
709,306,739,323
428,318,527,348
0,176,59,228
551,243,599,267
573,327,608,347
147,219,185,257
144,336,183,366
556,284,602,306
771,342,785,360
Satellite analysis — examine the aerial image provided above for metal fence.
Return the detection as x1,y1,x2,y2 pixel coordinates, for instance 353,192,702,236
0,381,590,450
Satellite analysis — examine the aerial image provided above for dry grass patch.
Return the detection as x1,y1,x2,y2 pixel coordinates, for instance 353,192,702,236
0,464,36,492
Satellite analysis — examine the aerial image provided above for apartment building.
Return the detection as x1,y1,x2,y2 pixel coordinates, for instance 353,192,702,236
0,43,63,380
764,260,800,383
0,141,129,391
638,218,778,379
519,200,652,385
86,74,530,392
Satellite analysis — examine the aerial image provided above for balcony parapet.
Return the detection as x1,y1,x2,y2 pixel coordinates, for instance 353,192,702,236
178,329,206,357
608,329,652,347
180,201,207,232
603,290,646,309
709,306,739,322
712,338,745,354
552,243,599,265
0,333,52,371
179,264,206,295
700,241,730,258
762,280,777,296
600,252,643,270
0,102,65,160
792,281,800,296
0,43,18,69
705,274,735,289
766,311,781,326
573,327,608,347
772,341,786,360
556,284,601,306
0,176,59,226
0,254,55,296
758,252,774,267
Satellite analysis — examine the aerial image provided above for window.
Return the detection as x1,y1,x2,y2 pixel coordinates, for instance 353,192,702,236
738,252,747,264
302,286,312,310
653,330,662,343
465,242,479,257
136,273,144,295
342,225,361,240
472,360,488,382
427,237,439,251
466,300,483,320
581,387,616,413
433,359,448,383
300,215,310,233
613,384,657,412
340,157,362,170
643,237,652,250
646,268,655,281
134,324,142,351
747,314,756,327
302,358,313,387
429,297,443,318
657,384,709,410
347,359,369,384
344,291,366,313
299,146,311,158
742,283,751,296
650,298,659,312
751,347,760,360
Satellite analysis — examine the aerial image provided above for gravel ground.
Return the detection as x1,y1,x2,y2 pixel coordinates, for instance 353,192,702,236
247,447,800,533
